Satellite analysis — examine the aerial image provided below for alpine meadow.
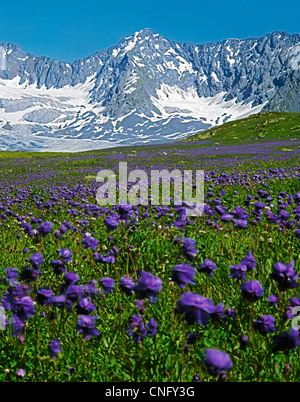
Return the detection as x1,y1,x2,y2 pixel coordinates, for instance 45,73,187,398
0,26,299,384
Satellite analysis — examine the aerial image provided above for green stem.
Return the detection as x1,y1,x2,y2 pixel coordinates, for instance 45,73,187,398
76,339,84,381
249,305,259,381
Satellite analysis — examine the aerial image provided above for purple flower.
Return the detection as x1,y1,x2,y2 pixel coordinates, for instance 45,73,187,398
146,318,157,338
48,338,62,358
254,201,265,210
270,261,299,292
268,294,278,306
5,268,18,285
29,253,43,269
36,287,53,305
220,213,233,222
49,295,66,308
68,367,75,375
1,284,28,311
240,251,256,271
134,300,145,313
211,302,226,319
133,271,162,303
253,315,276,335
104,216,120,231
171,263,196,288
295,229,300,239
112,246,119,254
66,285,83,305
240,280,264,301
215,205,227,215
229,264,247,281
176,292,216,326
75,298,96,315
82,236,99,251
99,277,115,294
204,348,232,376
77,315,99,339
285,364,291,377
225,307,236,318
64,272,80,286
36,221,52,236
272,328,300,352
120,277,135,296
60,272,81,293
126,315,147,344
289,297,300,307
279,210,290,221
176,237,198,261
231,206,249,219
239,334,249,350
233,219,248,229
285,307,294,321
60,225,67,234
58,248,72,263
198,259,216,277
16,368,25,379
15,296,35,321
12,314,25,337
94,250,115,264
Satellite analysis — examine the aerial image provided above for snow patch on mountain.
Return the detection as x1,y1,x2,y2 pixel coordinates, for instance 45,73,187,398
0,29,299,151
288,44,300,70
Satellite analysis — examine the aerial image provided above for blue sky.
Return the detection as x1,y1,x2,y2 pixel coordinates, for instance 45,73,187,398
0,0,299,62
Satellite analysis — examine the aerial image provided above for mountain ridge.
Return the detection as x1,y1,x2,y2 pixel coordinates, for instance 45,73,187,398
0,29,299,151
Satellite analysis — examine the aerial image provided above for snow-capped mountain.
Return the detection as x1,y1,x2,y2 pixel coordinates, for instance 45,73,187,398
0,28,299,151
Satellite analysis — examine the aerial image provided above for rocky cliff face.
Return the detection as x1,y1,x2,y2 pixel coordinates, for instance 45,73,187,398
0,29,299,151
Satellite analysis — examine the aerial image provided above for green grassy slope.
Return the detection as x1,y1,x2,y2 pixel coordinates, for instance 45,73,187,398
0,112,299,161
180,112,300,144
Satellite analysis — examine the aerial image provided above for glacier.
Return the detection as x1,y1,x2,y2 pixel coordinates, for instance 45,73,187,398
0,28,299,152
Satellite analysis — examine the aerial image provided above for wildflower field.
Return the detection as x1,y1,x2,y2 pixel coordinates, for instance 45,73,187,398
0,112,299,382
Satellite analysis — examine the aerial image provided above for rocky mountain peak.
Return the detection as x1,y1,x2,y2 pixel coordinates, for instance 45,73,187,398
0,29,299,151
